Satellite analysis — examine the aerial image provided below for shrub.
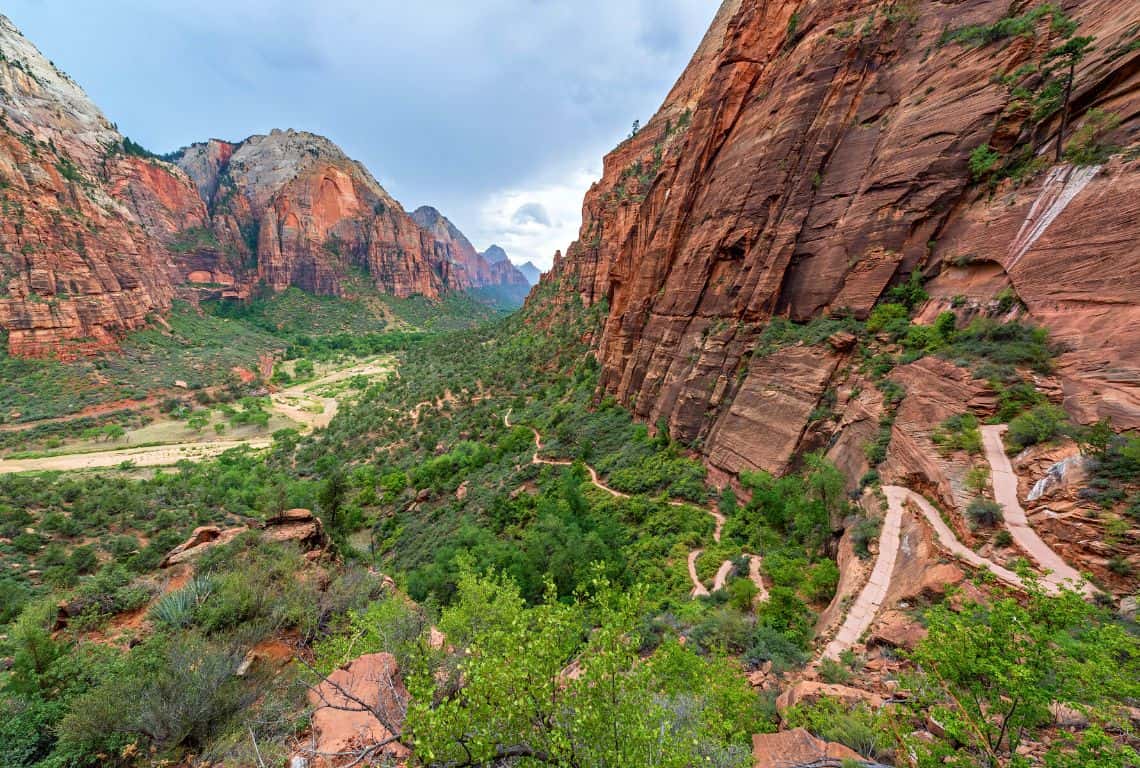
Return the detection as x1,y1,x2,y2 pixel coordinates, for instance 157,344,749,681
727,577,759,611
783,698,890,761
744,625,809,673
967,497,1003,528
1006,404,1067,451
819,657,852,684
969,144,1002,180
806,559,839,603
851,517,881,560
932,413,983,454
994,529,1013,548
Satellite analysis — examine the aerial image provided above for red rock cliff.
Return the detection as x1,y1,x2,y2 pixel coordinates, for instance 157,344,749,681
0,14,201,357
533,0,1140,481
174,132,454,300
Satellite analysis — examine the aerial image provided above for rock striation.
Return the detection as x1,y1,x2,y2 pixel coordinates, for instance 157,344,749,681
0,14,198,356
532,0,1140,482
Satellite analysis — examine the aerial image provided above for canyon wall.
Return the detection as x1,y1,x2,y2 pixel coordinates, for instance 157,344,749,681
534,0,1140,481
0,14,519,357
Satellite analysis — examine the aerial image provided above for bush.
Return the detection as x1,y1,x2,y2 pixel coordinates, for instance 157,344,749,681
744,625,809,673
851,517,881,560
819,657,852,684
1006,404,1067,451
967,497,1003,528
969,144,1002,180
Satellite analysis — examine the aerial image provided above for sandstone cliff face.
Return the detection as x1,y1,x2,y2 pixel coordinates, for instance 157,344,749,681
174,132,454,300
535,0,1140,481
1,13,511,357
0,14,196,356
411,207,529,298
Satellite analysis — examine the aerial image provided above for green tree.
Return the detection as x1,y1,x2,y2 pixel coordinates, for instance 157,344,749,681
405,570,760,767
907,586,1140,767
1046,36,1095,162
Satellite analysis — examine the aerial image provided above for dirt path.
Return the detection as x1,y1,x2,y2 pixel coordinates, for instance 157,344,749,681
0,357,392,475
0,438,273,473
745,554,769,602
821,491,904,661
981,425,1094,596
688,550,710,597
505,409,759,602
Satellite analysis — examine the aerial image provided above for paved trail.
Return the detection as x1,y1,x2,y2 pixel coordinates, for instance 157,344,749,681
981,425,1094,596
821,491,903,660
820,481,1070,660
887,485,1028,591
505,409,764,601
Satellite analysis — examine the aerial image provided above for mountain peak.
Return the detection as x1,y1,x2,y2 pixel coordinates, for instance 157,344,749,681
482,245,509,264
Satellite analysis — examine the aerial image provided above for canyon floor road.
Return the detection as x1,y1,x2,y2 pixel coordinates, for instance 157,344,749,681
0,356,394,475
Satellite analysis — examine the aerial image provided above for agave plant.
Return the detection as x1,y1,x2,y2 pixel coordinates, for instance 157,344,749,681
149,574,214,629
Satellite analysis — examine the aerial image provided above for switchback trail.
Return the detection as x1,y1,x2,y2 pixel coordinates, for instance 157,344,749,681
821,491,903,661
981,425,1094,596
820,482,1073,660
503,409,765,601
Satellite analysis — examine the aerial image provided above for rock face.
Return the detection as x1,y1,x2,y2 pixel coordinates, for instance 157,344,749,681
411,207,529,300
533,0,1140,481
171,133,454,300
0,15,504,358
0,14,201,356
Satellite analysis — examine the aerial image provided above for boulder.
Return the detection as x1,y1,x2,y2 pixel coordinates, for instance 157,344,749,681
160,525,247,568
868,610,928,651
776,680,883,716
752,728,868,768
306,653,410,766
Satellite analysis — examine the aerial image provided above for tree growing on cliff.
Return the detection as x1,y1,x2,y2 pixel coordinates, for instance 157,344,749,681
1047,35,1095,161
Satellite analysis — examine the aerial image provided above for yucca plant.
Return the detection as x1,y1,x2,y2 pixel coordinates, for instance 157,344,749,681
149,574,214,629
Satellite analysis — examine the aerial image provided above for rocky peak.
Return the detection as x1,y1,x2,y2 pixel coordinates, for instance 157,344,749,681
0,14,118,166
482,244,508,264
412,205,478,257
516,261,541,286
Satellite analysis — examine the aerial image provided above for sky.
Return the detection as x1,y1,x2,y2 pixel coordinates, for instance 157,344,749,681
4,1,719,270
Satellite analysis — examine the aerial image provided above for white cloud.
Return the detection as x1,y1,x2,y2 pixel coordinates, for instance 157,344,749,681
473,166,600,271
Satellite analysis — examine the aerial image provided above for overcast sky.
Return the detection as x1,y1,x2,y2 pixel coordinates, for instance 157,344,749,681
4,1,718,270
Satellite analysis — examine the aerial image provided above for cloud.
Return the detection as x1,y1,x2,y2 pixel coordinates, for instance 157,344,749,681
511,202,552,228
3,0,719,268
474,167,599,271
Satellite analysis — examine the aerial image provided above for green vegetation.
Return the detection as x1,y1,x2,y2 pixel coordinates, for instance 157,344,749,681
366,570,763,767
932,413,983,455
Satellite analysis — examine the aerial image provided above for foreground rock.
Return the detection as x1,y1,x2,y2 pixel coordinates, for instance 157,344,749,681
160,508,325,567
752,728,871,768
304,652,410,768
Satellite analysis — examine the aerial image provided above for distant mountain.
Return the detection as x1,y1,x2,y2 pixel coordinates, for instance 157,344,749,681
412,208,529,303
517,261,542,286
0,13,517,358
482,244,509,264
